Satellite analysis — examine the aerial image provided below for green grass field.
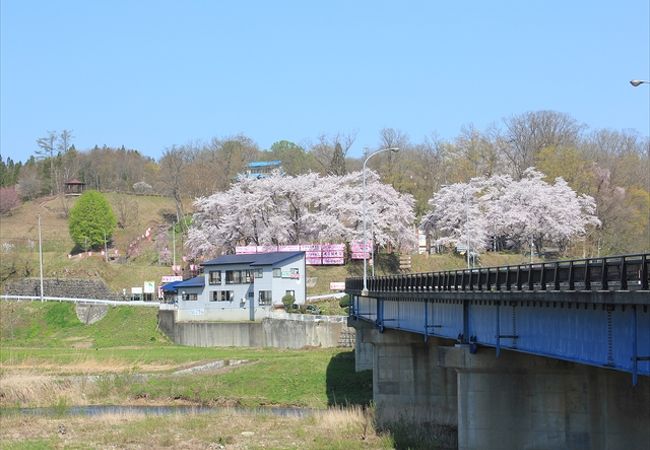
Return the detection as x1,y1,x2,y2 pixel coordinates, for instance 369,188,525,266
0,302,372,410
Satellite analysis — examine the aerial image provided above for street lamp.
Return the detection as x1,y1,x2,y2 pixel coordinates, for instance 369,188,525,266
630,79,649,87
361,146,399,296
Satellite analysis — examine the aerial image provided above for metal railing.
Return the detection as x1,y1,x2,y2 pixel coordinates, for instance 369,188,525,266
346,253,649,293
0,295,162,308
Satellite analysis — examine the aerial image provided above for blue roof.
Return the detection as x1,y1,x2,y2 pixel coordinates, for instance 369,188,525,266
202,251,304,267
161,280,183,293
174,276,205,288
247,160,282,168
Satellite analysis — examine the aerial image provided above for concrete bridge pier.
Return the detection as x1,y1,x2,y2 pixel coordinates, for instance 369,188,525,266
440,345,650,450
357,326,458,447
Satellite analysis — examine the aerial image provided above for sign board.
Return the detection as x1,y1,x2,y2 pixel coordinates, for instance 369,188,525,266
306,257,322,265
330,282,346,291
350,240,372,258
131,287,143,294
322,243,345,251
161,275,183,283
278,245,300,252
323,257,345,265
143,281,156,294
236,245,257,254
281,269,300,279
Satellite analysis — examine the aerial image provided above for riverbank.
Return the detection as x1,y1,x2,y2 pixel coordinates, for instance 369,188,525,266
0,406,393,449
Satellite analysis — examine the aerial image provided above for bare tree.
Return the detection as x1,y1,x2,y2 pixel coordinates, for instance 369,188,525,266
309,132,356,175
158,146,187,228
495,111,583,179
36,131,57,194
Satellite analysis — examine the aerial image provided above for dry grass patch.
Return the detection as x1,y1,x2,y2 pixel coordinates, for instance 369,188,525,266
0,371,88,407
0,407,393,449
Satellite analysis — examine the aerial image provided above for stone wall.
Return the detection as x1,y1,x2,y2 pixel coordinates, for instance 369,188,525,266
3,278,119,300
158,309,354,349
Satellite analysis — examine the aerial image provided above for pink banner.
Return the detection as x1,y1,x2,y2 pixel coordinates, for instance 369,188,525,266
322,250,344,258
322,257,345,265
351,240,372,253
278,245,301,252
256,245,278,253
321,243,345,251
300,244,321,252
351,252,370,260
306,257,322,265
236,246,258,254
306,251,322,258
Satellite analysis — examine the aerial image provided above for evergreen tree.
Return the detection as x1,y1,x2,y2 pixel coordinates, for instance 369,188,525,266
330,142,346,176
68,190,117,250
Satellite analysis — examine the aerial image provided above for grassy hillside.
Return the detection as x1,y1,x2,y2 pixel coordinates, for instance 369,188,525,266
0,193,181,292
0,302,167,348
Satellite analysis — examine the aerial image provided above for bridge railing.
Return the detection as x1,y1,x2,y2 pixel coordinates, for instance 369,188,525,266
346,253,649,293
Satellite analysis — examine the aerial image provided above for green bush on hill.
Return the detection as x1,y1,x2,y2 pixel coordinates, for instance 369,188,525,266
68,190,117,251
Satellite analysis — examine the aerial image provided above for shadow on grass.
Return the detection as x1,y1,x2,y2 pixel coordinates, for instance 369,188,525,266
325,350,372,407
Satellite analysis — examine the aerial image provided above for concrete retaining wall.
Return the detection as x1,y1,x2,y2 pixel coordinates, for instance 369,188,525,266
158,310,354,349
75,304,109,324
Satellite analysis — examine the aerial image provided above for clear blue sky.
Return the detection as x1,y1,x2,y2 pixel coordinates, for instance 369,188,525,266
2,1,649,163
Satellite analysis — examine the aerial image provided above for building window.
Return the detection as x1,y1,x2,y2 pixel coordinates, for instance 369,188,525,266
209,271,221,285
182,293,197,301
259,290,272,306
225,270,252,284
254,268,263,279
211,290,234,301
226,270,241,284
290,268,299,279
273,268,282,278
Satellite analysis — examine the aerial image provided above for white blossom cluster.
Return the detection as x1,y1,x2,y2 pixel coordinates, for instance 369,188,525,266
421,168,601,254
185,171,417,259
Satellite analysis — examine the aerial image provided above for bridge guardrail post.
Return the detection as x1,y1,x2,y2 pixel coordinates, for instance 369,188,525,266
584,260,591,290
620,257,628,290
540,263,546,291
641,254,648,290
601,258,609,290
568,261,575,290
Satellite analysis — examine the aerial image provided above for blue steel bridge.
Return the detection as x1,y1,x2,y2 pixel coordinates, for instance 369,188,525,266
346,253,650,384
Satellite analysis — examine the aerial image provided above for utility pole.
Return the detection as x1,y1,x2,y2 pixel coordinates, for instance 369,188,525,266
38,215,44,302
466,190,471,269
104,230,108,262
172,224,176,267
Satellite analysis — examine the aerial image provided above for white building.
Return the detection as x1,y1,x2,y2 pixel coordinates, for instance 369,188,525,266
170,251,306,321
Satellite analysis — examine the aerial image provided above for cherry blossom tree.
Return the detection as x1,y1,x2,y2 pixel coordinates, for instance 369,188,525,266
420,179,490,253
422,168,600,256
185,171,417,259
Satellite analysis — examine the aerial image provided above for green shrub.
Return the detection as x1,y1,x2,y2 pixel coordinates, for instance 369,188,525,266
68,190,117,250
338,295,350,308
282,293,295,312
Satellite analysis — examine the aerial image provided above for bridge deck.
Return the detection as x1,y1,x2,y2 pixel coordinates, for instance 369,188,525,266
346,253,650,383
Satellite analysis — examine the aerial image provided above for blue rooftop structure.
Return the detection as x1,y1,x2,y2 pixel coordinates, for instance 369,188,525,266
202,251,304,267
247,160,282,168
242,160,284,179
161,280,183,293
174,276,205,288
